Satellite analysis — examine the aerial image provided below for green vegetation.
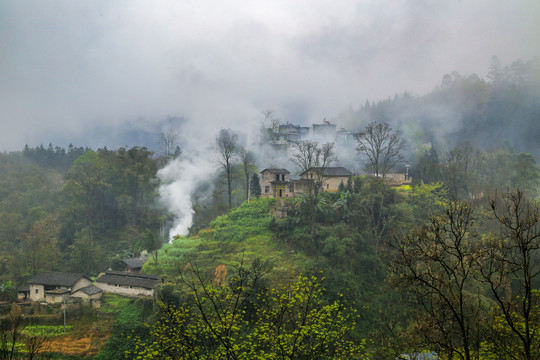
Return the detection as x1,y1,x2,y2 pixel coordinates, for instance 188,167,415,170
94,298,150,360
133,261,366,360
0,57,539,359
22,325,73,338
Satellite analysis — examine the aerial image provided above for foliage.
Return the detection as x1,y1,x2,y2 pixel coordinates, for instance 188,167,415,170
132,261,366,360
94,299,148,360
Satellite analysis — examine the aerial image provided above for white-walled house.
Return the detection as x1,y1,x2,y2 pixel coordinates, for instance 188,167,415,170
27,272,92,303
96,270,159,297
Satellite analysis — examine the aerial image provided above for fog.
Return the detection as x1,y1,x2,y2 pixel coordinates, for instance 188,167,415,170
2,1,539,239
1,0,539,151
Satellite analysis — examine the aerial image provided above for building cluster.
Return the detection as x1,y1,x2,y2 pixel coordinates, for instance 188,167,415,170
18,257,159,308
268,120,356,150
260,167,354,198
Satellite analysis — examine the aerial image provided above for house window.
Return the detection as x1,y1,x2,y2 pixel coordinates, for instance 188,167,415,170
281,174,285,181
276,174,279,181
327,184,330,189
35,289,39,294
265,186,269,193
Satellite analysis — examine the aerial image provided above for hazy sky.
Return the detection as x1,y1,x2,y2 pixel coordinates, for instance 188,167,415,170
1,0,539,151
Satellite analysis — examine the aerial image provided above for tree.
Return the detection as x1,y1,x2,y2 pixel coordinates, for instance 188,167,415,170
132,260,365,360
20,215,60,276
355,122,405,180
478,190,540,360
215,129,239,210
0,303,51,360
389,201,486,360
250,173,261,198
290,141,335,236
441,142,483,200
238,148,256,201
142,229,162,265
158,128,181,161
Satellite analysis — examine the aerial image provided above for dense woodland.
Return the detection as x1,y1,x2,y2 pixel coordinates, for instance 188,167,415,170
0,58,539,359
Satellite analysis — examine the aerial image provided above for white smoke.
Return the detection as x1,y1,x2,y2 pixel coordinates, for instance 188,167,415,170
158,151,216,242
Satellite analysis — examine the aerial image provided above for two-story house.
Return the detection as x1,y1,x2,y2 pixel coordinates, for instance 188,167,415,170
260,169,294,198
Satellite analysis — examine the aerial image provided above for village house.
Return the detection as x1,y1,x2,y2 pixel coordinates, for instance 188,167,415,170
298,167,353,192
27,272,93,303
260,167,354,198
260,168,294,198
96,270,159,297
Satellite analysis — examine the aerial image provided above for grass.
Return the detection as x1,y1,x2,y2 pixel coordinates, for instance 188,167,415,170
99,293,133,313
143,197,312,282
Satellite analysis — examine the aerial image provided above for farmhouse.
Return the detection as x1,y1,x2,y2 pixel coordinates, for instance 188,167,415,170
27,272,93,303
299,167,353,192
260,168,294,198
96,270,159,297
260,167,354,198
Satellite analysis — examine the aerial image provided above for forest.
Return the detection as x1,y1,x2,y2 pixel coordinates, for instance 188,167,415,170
0,58,539,359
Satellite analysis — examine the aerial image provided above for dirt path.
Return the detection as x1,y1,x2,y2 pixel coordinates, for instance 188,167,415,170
45,319,114,357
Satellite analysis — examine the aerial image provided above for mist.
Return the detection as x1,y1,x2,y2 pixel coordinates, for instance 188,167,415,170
1,1,539,238
1,1,539,151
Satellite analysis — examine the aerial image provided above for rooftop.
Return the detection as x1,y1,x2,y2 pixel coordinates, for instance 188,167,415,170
121,257,147,269
260,168,290,174
74,285,103,296
28,272,89,287
301,167,353,177
96,270,159,290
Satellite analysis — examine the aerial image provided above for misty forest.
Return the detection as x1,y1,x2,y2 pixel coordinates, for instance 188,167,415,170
0,56,539,359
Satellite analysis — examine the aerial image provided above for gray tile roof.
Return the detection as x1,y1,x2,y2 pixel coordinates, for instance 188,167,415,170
121,257,146,269
302,167,352,177
28,272,89,287
260,168,290,174
96,271,159,290
74,285,102,296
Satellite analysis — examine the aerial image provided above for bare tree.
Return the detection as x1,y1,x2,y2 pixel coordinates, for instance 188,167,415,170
290,141,335,236
260,110,281,144
355,122,405,180
215,129,239,210
0,303,51,360
478,190,540,360
388,202,486,360
159,128,180,160
238,148,255,202
442,142,483,200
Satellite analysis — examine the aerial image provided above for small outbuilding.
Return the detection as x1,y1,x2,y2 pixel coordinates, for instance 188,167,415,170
71,285,103,308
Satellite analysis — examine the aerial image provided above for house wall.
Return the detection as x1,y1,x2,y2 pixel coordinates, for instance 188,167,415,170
71,291,102,307
29,284,45,301
97,283,154,297
45,293,67,304
296,175,350,193
323,177,349,192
